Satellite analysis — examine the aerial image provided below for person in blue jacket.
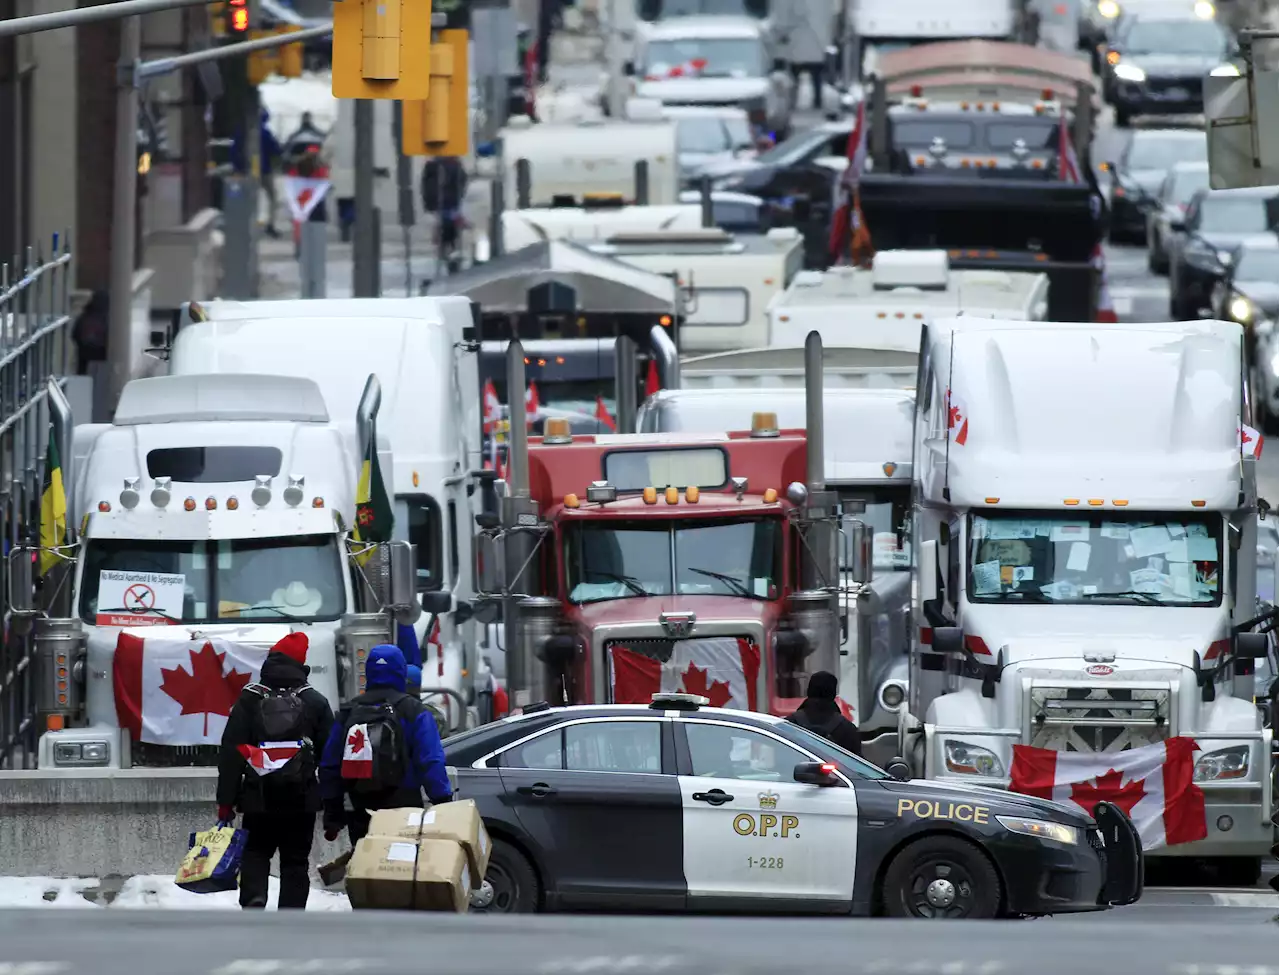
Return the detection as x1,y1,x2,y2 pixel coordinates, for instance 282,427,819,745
319,644,452,844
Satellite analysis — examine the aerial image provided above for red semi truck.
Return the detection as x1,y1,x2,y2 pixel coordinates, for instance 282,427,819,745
475,332,861,717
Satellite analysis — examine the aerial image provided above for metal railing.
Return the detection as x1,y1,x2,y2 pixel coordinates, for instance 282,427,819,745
0,234,74,770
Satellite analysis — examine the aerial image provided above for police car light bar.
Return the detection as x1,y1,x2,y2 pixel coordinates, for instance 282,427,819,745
650,692,709,711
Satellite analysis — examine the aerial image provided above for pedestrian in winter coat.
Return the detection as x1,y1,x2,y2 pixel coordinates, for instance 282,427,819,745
319,644,453,845
787,671,862,757
216,632,335,910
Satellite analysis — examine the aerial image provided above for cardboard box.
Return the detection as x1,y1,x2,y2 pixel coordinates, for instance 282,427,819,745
366,801,491,889
346,836,471,912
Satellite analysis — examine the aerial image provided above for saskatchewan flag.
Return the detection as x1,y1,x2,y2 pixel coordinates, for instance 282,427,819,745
353,422,393,563
39,426,67,576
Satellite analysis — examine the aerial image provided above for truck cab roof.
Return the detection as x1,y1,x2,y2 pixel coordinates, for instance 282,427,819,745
641,15,768,39
113,374,330,426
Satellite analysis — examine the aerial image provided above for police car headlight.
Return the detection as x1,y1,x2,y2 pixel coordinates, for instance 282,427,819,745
1194,744,1250,782
944,740,1005,777
996,816,1079,845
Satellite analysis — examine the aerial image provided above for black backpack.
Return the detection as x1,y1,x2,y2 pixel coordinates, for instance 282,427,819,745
341,695,417,794
246,683,316,785
790,707,844,741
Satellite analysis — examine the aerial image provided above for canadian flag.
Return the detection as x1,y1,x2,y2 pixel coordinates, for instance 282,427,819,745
237,742,304,776
645,360,661,397
482,379,501,434
282,175,331,223
1240,423,1265,459
610,638,761,711
113,633,267,745
341,724,375,780
946,387,969,446
526,382,540,414
1009,737,1207,850
595,395,617,432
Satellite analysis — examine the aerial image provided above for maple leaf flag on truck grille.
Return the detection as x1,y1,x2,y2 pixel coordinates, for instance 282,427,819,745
1009,737,1207,850
112,633,267,745
237,742,304,775
610,638,761,710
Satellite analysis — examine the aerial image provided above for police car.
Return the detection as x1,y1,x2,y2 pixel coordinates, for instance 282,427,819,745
444,694,1143,918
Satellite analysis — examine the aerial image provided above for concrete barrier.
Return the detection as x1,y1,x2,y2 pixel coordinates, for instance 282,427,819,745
0,769,348,878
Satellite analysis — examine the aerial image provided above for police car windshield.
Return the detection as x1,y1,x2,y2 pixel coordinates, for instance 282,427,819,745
643,38,767,79
1234,243,1280,282
566,517,782,603
777,721,890,779
79,535,346,625
1127,132,1206,171
966,512,1223,606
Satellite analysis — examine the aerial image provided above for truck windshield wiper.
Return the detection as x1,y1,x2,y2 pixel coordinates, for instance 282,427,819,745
686,567,753,597
591,571,653,597
96,606,181,622
1080,590,1164,605
235,604,310,622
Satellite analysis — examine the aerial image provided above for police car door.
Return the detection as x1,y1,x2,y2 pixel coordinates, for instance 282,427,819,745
676,719,859,906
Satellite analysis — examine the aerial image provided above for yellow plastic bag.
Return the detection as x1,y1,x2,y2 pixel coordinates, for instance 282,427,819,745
175,824,247,894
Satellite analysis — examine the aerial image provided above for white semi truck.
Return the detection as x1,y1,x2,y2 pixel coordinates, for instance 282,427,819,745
19,373,419,770
899,315,1273,881
165,296,491,731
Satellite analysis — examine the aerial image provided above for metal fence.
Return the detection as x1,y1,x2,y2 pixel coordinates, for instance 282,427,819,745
0,235,74,770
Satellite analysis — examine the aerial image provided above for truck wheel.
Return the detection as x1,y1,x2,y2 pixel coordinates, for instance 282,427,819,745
478,838,541,913
882,835,1002,919
1212,856,1263,887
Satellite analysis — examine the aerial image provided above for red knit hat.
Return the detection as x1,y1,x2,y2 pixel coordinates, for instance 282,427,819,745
270,631,309,664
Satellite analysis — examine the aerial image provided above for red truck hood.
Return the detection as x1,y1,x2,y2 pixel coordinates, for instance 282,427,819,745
569,594,776,630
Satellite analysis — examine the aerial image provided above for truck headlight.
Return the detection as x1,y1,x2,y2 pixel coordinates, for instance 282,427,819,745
944,740,1005,776
1230,296,1254,322
1113,63,1146,82
1194,744,1249,782
1097,0,1119,17
53,740,110,767
996,816,1079,845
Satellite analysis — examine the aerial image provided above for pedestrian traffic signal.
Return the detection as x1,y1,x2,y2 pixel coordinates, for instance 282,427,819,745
226,0,250,33
332,0,432,100
402,29,469,157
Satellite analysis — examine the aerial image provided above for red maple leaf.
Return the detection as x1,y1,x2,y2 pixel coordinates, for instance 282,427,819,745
158,642,252,737
1069,767,1146,817
680,662,733,708
948,403,962,429
347,727,366,753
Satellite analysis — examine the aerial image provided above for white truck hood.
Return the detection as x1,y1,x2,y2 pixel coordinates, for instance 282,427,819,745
637,76,769,104
962,603,1228,669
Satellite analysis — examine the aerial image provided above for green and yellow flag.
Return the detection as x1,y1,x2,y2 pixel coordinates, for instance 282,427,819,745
353,422,393,563
39,426,67,576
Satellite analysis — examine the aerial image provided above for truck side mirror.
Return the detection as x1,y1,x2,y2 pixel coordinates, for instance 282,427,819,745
623,60,635,76
420,590,452,616
1236,632,1270,659
474,532,505,595
918,540,939,603
932,626,964,655
387,540,423,626
8,547,36,616
846,520,872,585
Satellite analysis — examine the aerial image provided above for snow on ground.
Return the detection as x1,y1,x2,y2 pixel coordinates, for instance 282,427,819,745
0,877,350,911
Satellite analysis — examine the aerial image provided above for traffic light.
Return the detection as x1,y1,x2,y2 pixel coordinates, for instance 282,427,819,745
226,0,250,34
277,27,304,78
332,0,432,100
402,29,469,157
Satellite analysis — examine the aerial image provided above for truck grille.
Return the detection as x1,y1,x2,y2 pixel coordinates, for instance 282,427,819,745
131,742,220,768
606,636,755,663
1029,686,1171,753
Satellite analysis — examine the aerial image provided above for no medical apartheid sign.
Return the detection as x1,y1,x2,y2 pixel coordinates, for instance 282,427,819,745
283,175,331,222
95,569,185,626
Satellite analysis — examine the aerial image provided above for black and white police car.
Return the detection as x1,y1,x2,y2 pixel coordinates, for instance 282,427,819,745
444,694,1143,918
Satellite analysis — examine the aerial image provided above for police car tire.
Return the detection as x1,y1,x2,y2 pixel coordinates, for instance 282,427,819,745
881,835,1002,919
480,838,540,914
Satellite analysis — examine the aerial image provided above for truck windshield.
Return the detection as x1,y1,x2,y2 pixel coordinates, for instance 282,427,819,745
566,517,782,603
967,512,1223,606
643,39,766,79
79,535,346,625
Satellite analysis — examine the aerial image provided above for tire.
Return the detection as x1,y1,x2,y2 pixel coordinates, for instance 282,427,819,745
1211,856,1263,887
1148,245,1168,276
477,838,541,913
881,835,1003,919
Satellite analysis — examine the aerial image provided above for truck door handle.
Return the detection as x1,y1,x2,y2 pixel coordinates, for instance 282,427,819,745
517,783,556,798
692,789,734,805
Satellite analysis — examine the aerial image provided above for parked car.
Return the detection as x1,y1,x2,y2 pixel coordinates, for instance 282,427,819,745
1167,185,1278,319
1084,0,1215,73
1145,160,1209,274
1106,128,1207,243
1210,238,1280,431
1106,15,1233,126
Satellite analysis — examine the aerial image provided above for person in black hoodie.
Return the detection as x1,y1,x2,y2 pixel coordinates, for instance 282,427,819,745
216,632,334,910
788,671,862,757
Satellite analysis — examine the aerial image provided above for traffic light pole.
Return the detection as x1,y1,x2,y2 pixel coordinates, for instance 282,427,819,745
352,99,380,298
107,14,143,418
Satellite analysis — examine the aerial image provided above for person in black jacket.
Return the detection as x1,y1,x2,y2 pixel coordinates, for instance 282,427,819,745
216,632,334,910
788,671,862,757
